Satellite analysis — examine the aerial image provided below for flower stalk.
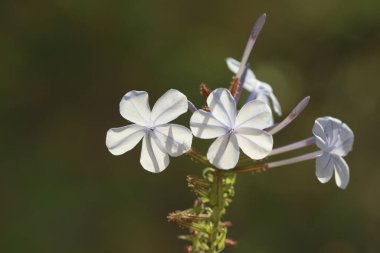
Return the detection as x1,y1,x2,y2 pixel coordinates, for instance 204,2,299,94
268,150,322,168
269,137,315,156
169,168,237,253
208,170,224,252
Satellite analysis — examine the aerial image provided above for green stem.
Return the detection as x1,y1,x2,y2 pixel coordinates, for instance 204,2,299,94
169,168,236,253
209,170,223,252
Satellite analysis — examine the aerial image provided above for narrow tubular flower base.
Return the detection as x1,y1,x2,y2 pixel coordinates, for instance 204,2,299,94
236,13,266,78
267,96,310,135
269,137,315,156
231,150,322,174
267,150,322,168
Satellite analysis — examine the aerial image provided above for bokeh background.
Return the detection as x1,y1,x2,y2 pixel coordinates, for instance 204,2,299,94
1,0,379,252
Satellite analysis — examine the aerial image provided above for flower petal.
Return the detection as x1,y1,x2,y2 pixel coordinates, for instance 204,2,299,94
312,118,329,150
334,155,350,189
243,78,260,92
235,100,273,129
225,57,241,74
207,134,240,170
154,124,193,156
313,117,354,156
319,117,342,145
106,124,146,155
140,132,169,173
255,94,274,126
269,93,282,116
332,123,354,156
246,89,258,103
235,127,273,160
315,152,334,183
119,91,151,125
190,110,228,139
247,81,282,117
151,89,188,125
255,92,270,104
207,88,236,127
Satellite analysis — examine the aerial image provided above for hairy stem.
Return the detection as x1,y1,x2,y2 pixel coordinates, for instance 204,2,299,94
209,170,223,252
169,168,236,253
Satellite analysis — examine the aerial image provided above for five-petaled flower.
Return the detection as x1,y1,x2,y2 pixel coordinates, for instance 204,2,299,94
226,57,282,121
106,89,193,173
313,116,354,189
190,88,273,170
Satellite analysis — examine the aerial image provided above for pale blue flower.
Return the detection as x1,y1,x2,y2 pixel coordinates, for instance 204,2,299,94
106,90,193,173
313,117,354,189
226,57,282,119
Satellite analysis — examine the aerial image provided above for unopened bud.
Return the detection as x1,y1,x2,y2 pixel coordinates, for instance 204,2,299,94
187,176,209,198
200,83,211,99
168,212,209,232
225,238,238,247
222,221,233,227
229,77,240,97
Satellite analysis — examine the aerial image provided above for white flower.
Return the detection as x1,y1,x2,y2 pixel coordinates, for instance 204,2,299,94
190,88,273,170
226,57,282,117
313,117,354,189
106,89,193,173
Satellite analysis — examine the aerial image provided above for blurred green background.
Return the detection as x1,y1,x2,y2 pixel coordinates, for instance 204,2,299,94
1,0,379,252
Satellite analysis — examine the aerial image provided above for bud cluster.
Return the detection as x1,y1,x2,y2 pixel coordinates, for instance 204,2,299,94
168,168,237,253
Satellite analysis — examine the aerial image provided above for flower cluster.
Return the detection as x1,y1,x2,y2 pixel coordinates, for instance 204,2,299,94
105,12,355,252
106,71,354,189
